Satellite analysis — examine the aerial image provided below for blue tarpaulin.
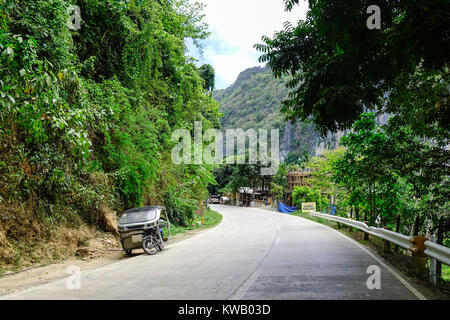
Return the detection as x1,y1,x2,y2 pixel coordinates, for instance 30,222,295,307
330,205,337,215
278,202,298,214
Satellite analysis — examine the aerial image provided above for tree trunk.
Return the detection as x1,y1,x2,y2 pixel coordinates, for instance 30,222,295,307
373,184,376,225
413,215,421,236
395,214,401,253
368,186,373,225
355,207,360,221
252,183,255,200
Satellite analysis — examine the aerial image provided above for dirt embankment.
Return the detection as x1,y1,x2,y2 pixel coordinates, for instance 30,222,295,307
0,223,122,296
0,199,120,267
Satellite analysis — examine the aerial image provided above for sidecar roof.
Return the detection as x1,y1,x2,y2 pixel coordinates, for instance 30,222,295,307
124,206,165,214
119,206,167,225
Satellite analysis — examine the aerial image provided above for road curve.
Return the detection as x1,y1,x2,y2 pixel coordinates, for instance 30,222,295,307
3,205,425,300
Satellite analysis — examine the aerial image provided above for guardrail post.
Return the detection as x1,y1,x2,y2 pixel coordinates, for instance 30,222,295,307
383,227,391,253
429,236,437,286
409,236,428,278
337,222,342,229
347,219,353,232
363,221,369,240
383,239,391,253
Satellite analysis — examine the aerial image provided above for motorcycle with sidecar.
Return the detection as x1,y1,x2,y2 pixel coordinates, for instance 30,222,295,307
118,206,171,256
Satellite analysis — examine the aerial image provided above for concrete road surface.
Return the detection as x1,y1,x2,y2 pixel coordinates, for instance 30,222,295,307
2,205,426,300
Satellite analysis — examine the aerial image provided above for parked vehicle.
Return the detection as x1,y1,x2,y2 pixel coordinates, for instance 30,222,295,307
118,206,171,256
220,196,230,205
209,195,220,204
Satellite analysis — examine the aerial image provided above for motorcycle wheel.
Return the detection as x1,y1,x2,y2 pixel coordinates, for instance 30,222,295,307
142,237,158,255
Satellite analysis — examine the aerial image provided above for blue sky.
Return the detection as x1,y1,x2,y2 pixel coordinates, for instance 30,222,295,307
186,0,308,90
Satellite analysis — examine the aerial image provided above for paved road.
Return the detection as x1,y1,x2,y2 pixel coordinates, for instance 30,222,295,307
3,205,425,300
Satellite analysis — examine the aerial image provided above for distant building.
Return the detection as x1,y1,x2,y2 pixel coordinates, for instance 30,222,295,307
285,171,311,206
234,178,272,207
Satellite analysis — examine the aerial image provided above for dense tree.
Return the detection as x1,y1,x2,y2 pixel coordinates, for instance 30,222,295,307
306,148,346,204
225,162,262,206
292,185,328,212
333,113,449,232
198,64,215,93
271,162,288,188
0,0,221,265
285,150,309,167
270,162,288,202
208,164,234,195
256,0,450,135
333,113,390,225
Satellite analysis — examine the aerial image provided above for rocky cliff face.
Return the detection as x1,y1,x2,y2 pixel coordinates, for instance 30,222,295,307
213,67,397,164
214,66,330,161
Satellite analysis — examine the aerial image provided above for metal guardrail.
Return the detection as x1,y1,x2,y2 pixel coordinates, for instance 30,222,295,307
424,241,450,266
309,211,450,266
367,228,411,249
309,211,370,231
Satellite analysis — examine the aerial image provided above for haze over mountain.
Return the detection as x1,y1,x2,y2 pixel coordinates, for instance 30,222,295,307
214,66,339,162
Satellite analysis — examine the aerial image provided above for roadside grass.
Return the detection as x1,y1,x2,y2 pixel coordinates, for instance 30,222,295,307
163,208,223,237
201,208,223,228
443,265,450,282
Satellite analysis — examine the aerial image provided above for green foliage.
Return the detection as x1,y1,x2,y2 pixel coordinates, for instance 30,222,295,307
214,66,328,158
0,0,221,238
332,113,448,234
270,163,288,201
270,183,284,201
199,64,215,93
257,0,450,135
306,148,345,199
257,0,448,239
208,164,234,195
272,162,288,188
285,150,309,167
164,185,197,227
225,162,262,193
333,113,397,225
292,185,327,211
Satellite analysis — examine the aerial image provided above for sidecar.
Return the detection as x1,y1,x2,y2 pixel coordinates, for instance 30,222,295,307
118,206,171,256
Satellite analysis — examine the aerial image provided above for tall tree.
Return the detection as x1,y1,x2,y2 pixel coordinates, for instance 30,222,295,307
199,64,215,93
256,0,450,135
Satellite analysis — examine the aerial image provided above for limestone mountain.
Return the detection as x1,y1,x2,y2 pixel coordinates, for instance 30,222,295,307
214,66,338,162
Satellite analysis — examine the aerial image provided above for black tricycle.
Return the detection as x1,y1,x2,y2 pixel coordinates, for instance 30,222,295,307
118,206,171,256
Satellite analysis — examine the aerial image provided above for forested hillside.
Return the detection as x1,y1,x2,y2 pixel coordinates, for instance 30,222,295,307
0,0,220,266
214,66,338,162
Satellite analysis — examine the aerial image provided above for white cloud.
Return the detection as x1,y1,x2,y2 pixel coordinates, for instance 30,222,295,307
210,50,258,85
187,0,308,89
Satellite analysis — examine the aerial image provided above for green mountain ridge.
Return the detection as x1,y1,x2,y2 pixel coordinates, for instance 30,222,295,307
214,66,338,162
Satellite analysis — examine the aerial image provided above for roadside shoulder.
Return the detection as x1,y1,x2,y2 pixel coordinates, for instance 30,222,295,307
0,211,223,297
